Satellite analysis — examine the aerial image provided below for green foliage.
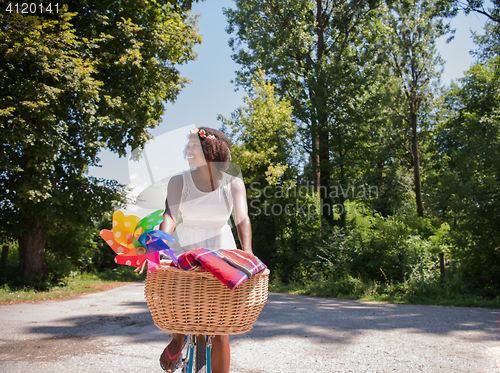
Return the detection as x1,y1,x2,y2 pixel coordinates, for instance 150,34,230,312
426,17,500,292
5,0,500,302
274,202,437,284
270,275,368,299
60,0,202,155
270,268,500,308
225,0,385,225
1,12,103,216
456,0,500,24
220,70,297,270
43,213,116,282
222,6,500,298
221,1,500,302
0,2,201,282
374,0,453,217
220,70,296,186
368,160,416,217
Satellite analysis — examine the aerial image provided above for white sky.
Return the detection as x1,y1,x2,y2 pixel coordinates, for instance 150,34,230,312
88,0,491,217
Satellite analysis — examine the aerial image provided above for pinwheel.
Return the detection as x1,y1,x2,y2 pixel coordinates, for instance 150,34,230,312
100,209,178,273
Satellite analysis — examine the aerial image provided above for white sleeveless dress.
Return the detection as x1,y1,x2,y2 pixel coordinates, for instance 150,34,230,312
168,170,237,254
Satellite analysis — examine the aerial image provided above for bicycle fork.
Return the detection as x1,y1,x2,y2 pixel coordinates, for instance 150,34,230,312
184,335,212,373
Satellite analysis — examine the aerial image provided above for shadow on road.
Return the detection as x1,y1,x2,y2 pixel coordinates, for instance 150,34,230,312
249,293,500,344
23,291,500,347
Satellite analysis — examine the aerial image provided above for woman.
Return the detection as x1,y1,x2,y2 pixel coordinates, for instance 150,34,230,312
157,127,252,373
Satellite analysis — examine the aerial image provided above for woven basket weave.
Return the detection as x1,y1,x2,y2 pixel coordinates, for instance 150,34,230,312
144,265,269,335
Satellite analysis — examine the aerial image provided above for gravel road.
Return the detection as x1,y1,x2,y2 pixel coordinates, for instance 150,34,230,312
1,282,499,372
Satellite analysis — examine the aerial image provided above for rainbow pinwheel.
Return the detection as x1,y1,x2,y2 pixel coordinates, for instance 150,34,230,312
100,209,178,273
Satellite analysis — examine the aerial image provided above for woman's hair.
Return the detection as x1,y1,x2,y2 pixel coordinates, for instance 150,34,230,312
185,127,231,170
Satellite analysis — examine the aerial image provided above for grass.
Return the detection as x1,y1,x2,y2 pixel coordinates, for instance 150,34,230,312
0,268,145,304
269,276,500,309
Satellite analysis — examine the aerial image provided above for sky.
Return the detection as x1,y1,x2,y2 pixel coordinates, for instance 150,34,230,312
88,0,492,215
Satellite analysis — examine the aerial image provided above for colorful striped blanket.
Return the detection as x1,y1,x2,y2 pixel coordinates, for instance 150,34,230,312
171,248,267,291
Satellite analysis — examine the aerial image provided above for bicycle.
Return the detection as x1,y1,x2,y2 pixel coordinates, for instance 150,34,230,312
145,265,269,373
182,334,211,373
159,333,211,373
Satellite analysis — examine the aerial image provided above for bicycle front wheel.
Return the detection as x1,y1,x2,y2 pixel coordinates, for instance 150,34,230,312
195,334,207,373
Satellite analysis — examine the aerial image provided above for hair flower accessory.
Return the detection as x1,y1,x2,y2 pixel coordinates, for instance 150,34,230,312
189,128,216,140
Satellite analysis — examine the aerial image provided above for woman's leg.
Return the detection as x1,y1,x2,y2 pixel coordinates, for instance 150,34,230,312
160,333,185,372
211,335,230,373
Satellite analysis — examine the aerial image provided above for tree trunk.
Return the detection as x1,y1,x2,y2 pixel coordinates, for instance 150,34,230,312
18,215,48,282
410,109,424,218
338,158,346,227
439,252,446,283
315,0,333,223
1,245,8,268
319,126,333,222
312,128,321,195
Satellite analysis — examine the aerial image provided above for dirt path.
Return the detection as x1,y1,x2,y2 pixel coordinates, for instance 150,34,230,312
0,282,499,372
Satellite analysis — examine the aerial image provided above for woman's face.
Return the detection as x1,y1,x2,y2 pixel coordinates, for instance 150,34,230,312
186,138,206,167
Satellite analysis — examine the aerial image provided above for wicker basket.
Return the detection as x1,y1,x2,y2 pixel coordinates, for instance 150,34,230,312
144,265,269,335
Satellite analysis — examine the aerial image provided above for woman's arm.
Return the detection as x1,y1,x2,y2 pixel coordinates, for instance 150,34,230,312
160,175,183,235
136,175,183,274
231,177,253,254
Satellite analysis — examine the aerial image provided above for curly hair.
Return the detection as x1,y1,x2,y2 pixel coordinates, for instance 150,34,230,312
185,127,231,171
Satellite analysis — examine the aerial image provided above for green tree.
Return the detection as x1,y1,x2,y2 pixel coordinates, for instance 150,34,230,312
224,0,381,222
219,70,297,272
0,3,201,281
377,0,452,217
428,19,500,292
61,0,202,155
454,0,500,23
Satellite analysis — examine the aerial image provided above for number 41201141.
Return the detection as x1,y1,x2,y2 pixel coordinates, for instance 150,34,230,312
5,3,60,14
